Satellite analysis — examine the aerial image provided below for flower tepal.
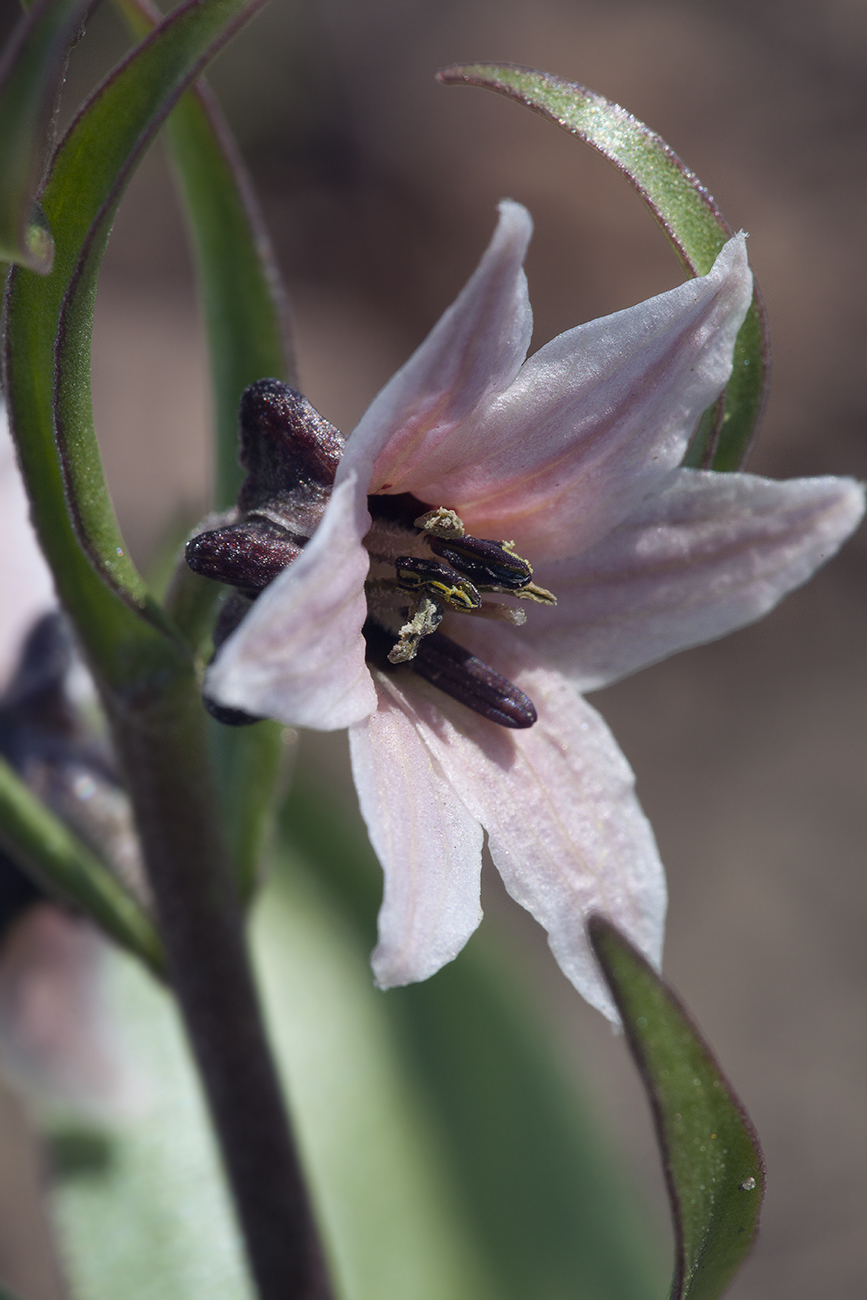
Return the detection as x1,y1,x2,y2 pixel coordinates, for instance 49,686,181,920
197,202,864,1020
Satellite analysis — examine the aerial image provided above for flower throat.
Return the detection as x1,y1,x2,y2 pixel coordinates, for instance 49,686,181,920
186,380,555,729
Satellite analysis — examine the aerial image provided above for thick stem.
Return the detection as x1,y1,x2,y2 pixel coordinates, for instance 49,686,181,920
108,672,332,1300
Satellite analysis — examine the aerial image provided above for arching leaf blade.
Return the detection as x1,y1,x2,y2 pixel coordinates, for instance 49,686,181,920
4,0,271,689
0,0,91,273
112,0,295,511
111,0,295,898
438,63,770,470
589,917,764,1300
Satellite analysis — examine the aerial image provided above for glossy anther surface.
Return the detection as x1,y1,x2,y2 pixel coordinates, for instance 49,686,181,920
411,630,537,728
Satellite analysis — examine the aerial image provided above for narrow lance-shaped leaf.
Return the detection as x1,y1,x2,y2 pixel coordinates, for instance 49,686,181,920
589,916,764,1300
3,0,271,692
0,0,91,274
112,0,295,511
437,63,769,471
0,757,164,976
112,0,293,899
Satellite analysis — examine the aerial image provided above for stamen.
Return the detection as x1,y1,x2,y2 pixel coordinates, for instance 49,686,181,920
411,631,537,729
414,506,464,538
426,534,533,589
511,582,557,606
388,597,443,664
395,556,481,611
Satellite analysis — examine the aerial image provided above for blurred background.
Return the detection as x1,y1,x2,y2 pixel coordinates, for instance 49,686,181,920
4,0,867,1296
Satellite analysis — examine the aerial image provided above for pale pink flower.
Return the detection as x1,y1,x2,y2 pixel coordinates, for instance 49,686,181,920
207,202,864,1019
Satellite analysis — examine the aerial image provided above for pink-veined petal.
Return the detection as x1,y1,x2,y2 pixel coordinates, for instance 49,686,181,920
338,200,534,494
407,235,753,560
379,639,665,1022
206,473,377,729
525,469,865,693
0,407,57,690
350,688,484,987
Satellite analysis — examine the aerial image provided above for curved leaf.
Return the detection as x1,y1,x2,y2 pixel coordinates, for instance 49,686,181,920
437,63,769,470
589,916,764,1300
0,757,164,975
0,0,91,273
112,0,295,511
3,0,270,690
113,0,294,897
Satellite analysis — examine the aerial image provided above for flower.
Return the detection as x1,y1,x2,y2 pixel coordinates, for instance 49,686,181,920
204,202,864,1020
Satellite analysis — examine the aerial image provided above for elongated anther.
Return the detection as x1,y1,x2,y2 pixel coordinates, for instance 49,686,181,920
411,631,537,728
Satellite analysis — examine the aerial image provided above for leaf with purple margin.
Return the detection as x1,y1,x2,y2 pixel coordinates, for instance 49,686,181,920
0,0,91,274
112,0,294,512
589,916,764,1300
437,63,769,471
109,0,293,898
3,0,271,689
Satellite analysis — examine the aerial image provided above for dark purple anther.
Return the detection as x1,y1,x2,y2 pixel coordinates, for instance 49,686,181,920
410,631,537,729
426,534,532,589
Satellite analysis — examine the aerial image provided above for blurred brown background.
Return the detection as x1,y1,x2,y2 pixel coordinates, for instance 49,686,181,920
7,0,867,1296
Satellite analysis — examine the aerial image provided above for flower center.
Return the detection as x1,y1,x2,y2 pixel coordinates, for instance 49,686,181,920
362,495,556,729
185,381,557,731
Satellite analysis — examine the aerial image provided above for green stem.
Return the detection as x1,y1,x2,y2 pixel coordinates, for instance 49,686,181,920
107,669,332,1300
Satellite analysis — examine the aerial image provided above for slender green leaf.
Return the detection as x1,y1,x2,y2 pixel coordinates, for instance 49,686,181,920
112,0,294,511
0,0,90,273
589,917,764,1300
3,0,270,691
0,757,164,975
52,950,252,1300
256,863,503,1300
438,63,769,470
281,762,664,1300
55,872,501,1300
112,0,295,896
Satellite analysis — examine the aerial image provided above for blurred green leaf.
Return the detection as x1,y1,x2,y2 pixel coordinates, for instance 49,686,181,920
0,0,90,273
0,757,164,975
589,917,764,1300
3,0,270,691
55,873,501,1300
281,759,663,1300
256,863,507,1300
438,63,769,471
52,950,253,1300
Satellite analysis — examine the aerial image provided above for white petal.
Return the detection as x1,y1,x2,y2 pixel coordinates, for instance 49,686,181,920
0,406,57,690
206,473,377,729
350,686,484,987
528,469,865,692
338,200,534,494
379,641,665,1022
410,235,753,560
